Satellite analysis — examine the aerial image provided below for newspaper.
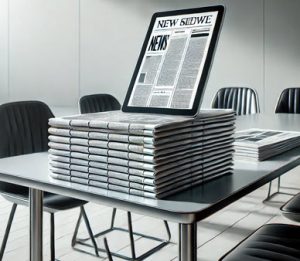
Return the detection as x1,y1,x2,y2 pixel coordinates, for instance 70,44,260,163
48,110,235,136
49,167,231,199
48,147,233,179
234,128,300,161
127,11,219,109
48,119,235,146
48,140,233,178
48,126,234,154
48,134,233,166
49,162,232,198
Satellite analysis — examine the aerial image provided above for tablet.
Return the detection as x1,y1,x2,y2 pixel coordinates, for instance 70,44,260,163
122,5,225,116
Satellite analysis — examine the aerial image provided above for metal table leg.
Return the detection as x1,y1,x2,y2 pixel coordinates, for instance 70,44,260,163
179,223,197,261
29,188,43,261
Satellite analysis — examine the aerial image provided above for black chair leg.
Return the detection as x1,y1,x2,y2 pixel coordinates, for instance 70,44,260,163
164,220,171,241
50,213,56,261
80,206,99,257
0,203,17,260
71,208,83,247
75,208,171,260
104,237,113,261
266,178,281,200
127,211,136,259
267,181,272,198
110,208,117,229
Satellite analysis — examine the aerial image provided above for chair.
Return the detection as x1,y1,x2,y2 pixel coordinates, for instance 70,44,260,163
212,87,260,115
281,192,300,222
275,88,300,113
266,88,300,199
220,193,300,260
79,93,121,113
0,101,98,260
74,94,171,260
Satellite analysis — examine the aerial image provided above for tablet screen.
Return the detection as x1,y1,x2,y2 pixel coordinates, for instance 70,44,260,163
122,6,224,115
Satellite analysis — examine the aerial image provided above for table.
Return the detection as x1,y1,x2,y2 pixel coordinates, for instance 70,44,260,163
1,114,300,261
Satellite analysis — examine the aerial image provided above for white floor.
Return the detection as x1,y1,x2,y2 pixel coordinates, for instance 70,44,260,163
1,167,299,261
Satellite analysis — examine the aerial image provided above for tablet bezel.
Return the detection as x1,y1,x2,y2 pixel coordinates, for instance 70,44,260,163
122,5,225,116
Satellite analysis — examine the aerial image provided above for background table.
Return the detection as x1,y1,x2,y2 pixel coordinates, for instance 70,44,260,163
0,114,300,261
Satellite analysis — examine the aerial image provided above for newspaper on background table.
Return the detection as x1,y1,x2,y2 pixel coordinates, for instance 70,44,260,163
234,128,300,161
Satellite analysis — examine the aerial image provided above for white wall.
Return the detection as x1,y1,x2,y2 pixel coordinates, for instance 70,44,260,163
8,0,79,107
0,0,299,113
265,0,300,113
202,0,263,109
0,0,9,103
79,0,223,104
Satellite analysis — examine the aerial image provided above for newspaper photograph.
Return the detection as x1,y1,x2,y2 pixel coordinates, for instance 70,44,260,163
235,129,300,147
234,128,300,161
128,11,219,109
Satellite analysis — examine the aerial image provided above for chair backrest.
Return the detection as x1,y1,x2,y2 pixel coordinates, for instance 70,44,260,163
275,88,300,114
79,94,121,114
211,87,260,115
0,101,54,158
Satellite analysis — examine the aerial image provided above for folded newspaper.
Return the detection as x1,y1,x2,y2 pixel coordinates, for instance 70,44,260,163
234,128,300,161
48,110,235,198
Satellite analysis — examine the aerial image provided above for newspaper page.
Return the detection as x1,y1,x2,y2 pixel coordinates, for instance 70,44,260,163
128,12,218,109
234,128,300,161
234,129,300,148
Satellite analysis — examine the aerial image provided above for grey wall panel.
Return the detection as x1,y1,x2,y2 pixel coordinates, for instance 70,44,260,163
0,0,9,103
9,0,79,106
265,0,300,114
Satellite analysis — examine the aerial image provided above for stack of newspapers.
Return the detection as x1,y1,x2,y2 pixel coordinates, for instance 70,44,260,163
234,129,300,161
48,110,235,198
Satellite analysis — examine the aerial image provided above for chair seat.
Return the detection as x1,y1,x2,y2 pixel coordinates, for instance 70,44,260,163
43,193,87,211
220,224,300,261
0,183,86,212
280,193,300,222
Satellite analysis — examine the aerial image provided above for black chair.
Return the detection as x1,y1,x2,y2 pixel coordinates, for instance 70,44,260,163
266,88,300,200
219,223,300,260
275,88,300,114
220,193,300,260
212,87,260,115
0,101,98,261
75,94,171,260
281,192,300,222
79,93,121,113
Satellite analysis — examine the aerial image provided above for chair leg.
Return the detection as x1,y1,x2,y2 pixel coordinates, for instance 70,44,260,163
0,203,17,261
164,220,171,241
71,208,83,247
267,178,281,198
110,208,117,229
80,206,99,257
127,211,136,259
50,213,55,261
103,237,113,261
267,181,272,198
